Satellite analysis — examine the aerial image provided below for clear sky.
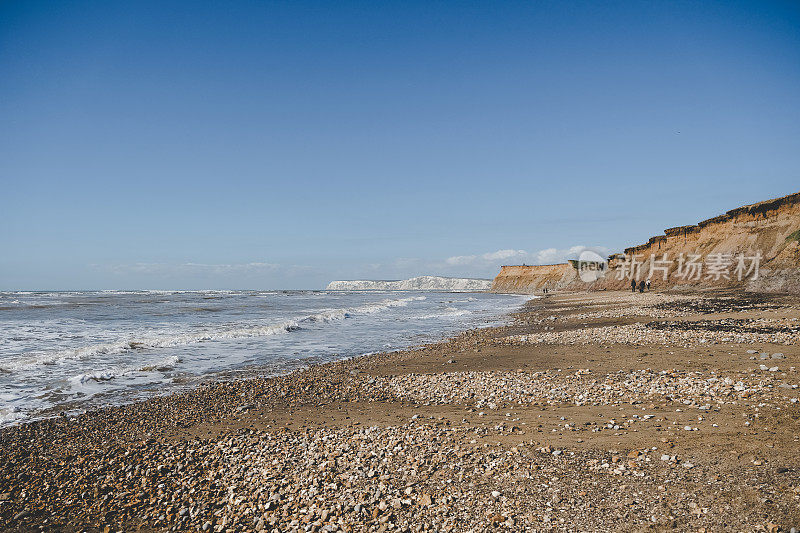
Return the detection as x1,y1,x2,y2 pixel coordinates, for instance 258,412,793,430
1,1,798,290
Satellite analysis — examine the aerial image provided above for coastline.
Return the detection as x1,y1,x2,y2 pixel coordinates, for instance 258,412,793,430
0,290,524,428
2,289,799,531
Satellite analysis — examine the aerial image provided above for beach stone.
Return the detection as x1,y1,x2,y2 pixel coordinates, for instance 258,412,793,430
771,353,785,359
2,289,798,532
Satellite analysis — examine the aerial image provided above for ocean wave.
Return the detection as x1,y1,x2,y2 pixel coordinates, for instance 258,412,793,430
72,371,116,384
4,320,301,371
4,296,427,371
71,355,184,385
412,307,470,320
138,355,183,372
0,406,27,425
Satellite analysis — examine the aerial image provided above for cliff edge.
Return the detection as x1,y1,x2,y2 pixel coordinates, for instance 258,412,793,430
490,264,575,294
491,191,800,294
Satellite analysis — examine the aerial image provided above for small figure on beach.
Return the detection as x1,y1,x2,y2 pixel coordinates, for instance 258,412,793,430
646,279,651,291
638,280,645,293
631,278,636,292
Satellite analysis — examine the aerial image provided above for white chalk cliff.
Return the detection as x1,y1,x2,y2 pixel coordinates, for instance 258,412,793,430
326,276,492,291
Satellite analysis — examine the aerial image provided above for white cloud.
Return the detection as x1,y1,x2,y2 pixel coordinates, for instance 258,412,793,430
445,255,477,266
532,245,597,265
440,245,610,277
446,249,529,266
481,249,528,261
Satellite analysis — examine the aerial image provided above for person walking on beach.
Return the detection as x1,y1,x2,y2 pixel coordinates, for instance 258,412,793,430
631,278,636,293
638,280,645,293
646,279,651,291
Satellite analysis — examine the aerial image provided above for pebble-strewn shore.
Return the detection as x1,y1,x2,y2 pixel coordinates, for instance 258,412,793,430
1,290,799,532
502,319,799,347
378,367,799,409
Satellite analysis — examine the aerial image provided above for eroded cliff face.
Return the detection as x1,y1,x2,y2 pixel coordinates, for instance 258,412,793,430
595,191,800,292
490,264,575,294
491,191,800,294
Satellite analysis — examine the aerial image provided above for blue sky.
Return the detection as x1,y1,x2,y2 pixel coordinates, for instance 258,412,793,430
1,1,798,290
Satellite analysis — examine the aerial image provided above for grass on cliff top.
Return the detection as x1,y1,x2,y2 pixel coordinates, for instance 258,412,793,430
786,229,800,242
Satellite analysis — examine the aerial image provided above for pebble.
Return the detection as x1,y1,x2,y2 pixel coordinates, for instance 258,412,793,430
0,289,795,532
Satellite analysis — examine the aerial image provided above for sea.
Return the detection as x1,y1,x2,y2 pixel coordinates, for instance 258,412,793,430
0,290,527,426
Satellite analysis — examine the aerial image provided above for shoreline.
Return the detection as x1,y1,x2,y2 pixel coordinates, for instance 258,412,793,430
2,289,799,531
0,290,525,430
1,293,529,440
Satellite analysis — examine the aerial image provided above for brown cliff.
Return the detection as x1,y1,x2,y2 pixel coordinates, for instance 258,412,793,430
491,191,800,294
490,263,576,294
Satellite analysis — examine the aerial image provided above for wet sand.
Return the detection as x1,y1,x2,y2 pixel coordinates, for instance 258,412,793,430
1,289,799,532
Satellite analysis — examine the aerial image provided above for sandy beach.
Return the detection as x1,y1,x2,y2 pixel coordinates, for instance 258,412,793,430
1,289,799,532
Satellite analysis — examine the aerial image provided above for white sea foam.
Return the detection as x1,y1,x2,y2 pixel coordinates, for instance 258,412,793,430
4,320,302,371
0,290,523,427
413,307,471,320
71,355,183,385
0,406,27,424
73,371,117,384
3,296,427,372
138,355,183,372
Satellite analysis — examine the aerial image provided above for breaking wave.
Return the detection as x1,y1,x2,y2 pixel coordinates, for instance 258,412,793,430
71,355,184,385
4,296,427,372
